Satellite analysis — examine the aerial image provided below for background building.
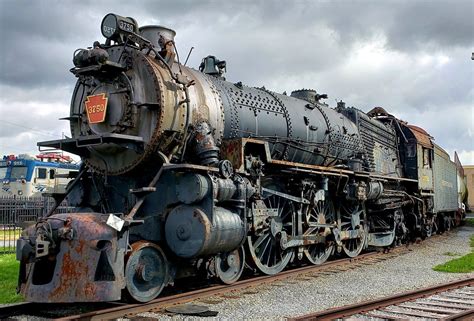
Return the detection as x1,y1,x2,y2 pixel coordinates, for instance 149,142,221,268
464,165,474,211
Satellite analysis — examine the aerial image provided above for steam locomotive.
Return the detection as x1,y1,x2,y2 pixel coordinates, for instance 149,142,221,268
16,13,466,303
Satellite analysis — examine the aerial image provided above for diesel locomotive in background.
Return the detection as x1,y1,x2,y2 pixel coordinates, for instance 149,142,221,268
16,14,467,303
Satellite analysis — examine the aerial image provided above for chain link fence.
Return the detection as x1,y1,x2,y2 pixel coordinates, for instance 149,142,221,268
0,196,73,254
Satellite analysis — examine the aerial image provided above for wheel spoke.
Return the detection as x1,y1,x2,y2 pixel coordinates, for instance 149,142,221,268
281,203,290,220
253,233,269,249
304,194,335,265
258,237,272,261
340,202,366,258
247,188,294,275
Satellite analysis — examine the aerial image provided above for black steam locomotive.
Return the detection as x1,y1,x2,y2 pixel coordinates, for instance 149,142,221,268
16,14,465,303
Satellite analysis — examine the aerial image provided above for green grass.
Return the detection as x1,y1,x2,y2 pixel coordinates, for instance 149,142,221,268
0,253,23,303
466,218,474,227
433,235,474,273
433,253,474,273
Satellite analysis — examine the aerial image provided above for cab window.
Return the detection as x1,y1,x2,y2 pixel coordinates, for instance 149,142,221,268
406,144,416,157
11,167,27,179
37,168,47,179
422,148,432,169
49,169,55,179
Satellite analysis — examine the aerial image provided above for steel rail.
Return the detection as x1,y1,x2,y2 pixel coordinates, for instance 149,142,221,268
0,302,38,319
289,277,474,321
445,305,474,321
0,302,124,320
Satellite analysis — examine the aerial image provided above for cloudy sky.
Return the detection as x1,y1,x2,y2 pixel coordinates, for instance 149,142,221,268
0,0,473,165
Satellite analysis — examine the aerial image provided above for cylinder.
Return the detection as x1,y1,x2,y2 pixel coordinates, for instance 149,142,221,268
212,177,237,201
176,173,210,204
165,205,245,258
367,181,384,200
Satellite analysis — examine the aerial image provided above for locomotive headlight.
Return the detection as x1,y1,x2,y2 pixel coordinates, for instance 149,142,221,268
101,13,138,41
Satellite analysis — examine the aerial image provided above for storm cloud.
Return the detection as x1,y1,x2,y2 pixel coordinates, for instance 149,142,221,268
0,0,473,164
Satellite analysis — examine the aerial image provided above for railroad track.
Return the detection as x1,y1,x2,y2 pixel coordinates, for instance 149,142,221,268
1,247,411,320
1,234,456,320
290,277,474,320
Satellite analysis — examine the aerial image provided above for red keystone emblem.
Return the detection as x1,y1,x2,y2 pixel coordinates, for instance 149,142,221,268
84,94,108,124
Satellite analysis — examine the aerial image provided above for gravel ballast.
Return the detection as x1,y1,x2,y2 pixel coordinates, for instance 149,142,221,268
139,225,474,320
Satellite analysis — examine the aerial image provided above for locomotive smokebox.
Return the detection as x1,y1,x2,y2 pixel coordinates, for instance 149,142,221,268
165,205,245,258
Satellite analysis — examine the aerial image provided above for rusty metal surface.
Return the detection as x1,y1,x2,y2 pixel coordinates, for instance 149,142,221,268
220,138,246,171
407,124,433,148
288,277,474,320
19,213,125,302
184,67,225,145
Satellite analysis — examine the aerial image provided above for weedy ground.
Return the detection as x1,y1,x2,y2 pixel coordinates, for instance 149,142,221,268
443,251,462,256
433,218,474,273
0,252,23,303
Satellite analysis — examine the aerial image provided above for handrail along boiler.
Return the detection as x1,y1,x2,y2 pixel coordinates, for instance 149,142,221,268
16,14,466,303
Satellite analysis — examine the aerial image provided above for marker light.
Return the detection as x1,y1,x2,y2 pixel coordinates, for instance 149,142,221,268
101,13,138,42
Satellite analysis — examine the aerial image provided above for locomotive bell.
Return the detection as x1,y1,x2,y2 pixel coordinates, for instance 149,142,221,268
199,56,226,77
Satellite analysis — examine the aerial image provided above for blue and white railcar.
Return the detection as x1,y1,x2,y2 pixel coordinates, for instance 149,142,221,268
0,155,79,197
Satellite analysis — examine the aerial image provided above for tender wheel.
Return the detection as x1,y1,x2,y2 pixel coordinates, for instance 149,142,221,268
124,241,169,302
338,201,367,258
423,219,434,238
247,192,294,275
454,212,462,227
215,246,245,284
445,215,453,231
303,195,336,265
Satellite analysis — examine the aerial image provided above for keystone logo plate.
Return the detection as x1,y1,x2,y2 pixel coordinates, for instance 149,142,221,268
85,94,108,124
